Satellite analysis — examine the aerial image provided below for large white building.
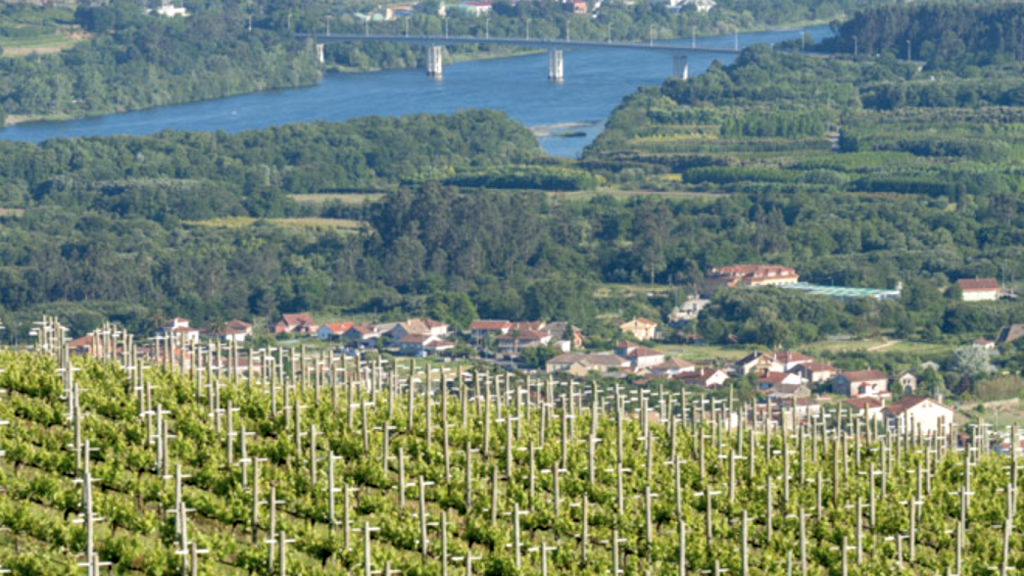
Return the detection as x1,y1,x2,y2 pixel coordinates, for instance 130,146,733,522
882,396,954,436
958,278,1001,302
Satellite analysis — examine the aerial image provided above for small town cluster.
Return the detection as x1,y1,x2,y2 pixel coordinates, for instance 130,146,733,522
61,262,1016,442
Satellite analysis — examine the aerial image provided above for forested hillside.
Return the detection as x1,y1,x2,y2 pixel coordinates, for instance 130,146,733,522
825,2,1024,68
0,2,321,122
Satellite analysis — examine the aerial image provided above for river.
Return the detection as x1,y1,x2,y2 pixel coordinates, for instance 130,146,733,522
0,26,831,157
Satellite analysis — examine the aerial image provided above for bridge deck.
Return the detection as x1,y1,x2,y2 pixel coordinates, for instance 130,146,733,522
301,33,741,55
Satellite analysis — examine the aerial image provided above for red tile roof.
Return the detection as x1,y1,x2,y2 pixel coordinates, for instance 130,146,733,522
469,320,511,331
710,265,798,279
882,395,943,417
398,334,433,344
760,373,793,385
844,397,883,411
957,278,1000,292
772,351,812,363
497,329,549,342
841,369,887,382
282,313,315,327
322,322,354,334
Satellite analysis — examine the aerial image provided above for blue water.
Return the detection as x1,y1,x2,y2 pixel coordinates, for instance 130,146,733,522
0,26,830,157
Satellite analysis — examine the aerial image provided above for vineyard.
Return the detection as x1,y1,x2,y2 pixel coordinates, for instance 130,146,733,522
0,319,1020,575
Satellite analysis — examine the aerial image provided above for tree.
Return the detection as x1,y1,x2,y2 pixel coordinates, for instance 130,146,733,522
946,282,963,301
426,291,478,331
950,346,994,379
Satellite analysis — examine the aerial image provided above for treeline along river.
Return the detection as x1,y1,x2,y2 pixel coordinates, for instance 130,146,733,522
0,26,830,157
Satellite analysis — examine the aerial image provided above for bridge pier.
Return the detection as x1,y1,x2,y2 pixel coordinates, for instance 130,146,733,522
673,55,688,80
548,49,564,81
427,45,443,77
316,43,325,64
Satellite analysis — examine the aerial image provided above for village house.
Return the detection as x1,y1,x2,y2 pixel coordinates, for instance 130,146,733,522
789,362,838,385
681,0,716,12
619,317,658,341
149,1,189,17
843,397,884,421
497,329,555,356
734,352,783,377
398,334,455,356
832,369,890,398
776,397,821,429
388,318,449,341
649,357,696,377
882,396,955,436
973,339,997,350
342,323,382,347
545,322,584,351
219,320,253,343
468,320,512,340
614,341,665,370
702,264,799,296
546,352,630,375
763,382,811,401
759,371,804,390
273,313,318,335
317,322,354,341
896,371,918,393
674,368,730,389
68,334,98,356
157,317,200,344
770,351,813,372
669,297,709,325
957,278,1001,302
997,324,1024,344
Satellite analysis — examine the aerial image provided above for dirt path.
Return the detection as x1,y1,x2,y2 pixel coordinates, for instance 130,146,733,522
866,339,899,352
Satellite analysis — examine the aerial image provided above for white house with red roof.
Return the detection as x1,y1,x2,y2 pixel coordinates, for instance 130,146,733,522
843,397,884,421
318,322,355,341
703,264,799,295
790,362,837,384
68,334,98,356
674,368,730,388
734,352,784,377
619,317,658,341
469,320,512,340
769,351,813,372
882,396,954,436
759,371,803,390
497,329,554,356
343,323,382,346
273,313,318,335
157,318,200,343
832,369,890,398
219,320,253,343
649,357,696,377
957,278,1001,302
614,341,665,369
973,339,996,350
388,318,450,341
398,333,455,356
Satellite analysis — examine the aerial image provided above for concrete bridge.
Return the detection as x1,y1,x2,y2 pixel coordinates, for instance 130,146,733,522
301,32,741,80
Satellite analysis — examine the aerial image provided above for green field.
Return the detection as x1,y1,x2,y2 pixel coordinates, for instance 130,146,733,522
290,193,386,205
0,28,87,57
